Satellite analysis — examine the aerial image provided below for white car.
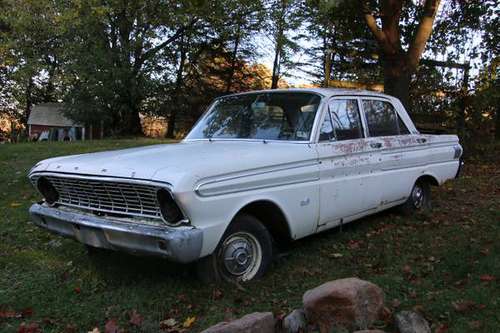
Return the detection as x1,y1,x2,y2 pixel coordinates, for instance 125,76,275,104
28,89,463,282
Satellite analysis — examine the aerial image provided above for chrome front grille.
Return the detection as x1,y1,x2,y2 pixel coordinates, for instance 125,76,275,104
31,175,162,219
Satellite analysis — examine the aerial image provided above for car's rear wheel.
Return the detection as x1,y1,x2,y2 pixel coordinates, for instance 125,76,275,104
196,214,273,283
399,180,432,215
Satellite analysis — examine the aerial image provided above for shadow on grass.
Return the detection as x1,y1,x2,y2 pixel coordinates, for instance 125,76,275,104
76,207,405,285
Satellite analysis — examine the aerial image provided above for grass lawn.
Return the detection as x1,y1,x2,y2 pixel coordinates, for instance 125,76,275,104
0,139,499,332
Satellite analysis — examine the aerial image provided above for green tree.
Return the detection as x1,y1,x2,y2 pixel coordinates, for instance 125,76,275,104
301,0,380,86
360,0,441,109
59,0,204,135
0,0,64,125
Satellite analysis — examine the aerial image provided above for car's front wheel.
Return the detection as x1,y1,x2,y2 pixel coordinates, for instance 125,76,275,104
196,214,273,283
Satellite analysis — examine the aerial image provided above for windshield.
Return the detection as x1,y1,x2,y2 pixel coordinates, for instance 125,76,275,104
186,92,322,141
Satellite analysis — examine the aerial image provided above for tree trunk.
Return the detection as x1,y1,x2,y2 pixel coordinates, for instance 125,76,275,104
382,53,411,110
45,58,57,102
123,108,143,136
225,24,241,93
496,103,500,141
271,23,283,89
362,0,440,110
24,77,34,127
166,33,188,138
323,49,333,88
271,39,281,89
456,67,469,138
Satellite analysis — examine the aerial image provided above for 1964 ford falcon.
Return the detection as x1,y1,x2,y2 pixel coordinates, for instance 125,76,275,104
28,88,463,282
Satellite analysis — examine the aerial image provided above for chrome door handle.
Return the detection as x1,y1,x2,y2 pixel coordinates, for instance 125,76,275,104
370,142,382,149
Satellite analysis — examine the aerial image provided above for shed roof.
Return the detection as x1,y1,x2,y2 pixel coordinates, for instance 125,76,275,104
27,103,82,127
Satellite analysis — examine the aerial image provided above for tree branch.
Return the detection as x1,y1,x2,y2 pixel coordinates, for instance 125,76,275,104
138,18,198,65
407,0,441,70
361,1,393,54
362,1,385,42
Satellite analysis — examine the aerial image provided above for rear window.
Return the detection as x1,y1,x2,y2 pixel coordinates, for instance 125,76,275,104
362,100,409,137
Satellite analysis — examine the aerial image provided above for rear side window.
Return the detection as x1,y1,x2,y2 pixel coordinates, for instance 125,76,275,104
320,99,363,141
362,100,409,137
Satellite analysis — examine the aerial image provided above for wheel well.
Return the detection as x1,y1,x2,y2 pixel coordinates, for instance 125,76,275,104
416,174,439,186
235,200,292,244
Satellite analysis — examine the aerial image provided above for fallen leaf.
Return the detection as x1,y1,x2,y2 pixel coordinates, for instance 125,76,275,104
452,300,476,313
104,319,119,333
480,248,490,256
468,320,482,330
160,318,177,329
87,328,100,333
21,308,33,318
212,288,223,300
435,323,449,333
74,287,81,294
391,299,401,308
65,324,77,333
183,316,196,328
42,318,56,326
128,310,143,327
380,306,392,323
479,274,495,282
330,253,343,258
0,309,18,318
17,322,41,333
10,202,21,207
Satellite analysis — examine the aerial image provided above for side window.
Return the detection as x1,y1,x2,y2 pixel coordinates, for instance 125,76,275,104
398,116,410,134
363,100,407,137
319,111,334,141
328,99,363,141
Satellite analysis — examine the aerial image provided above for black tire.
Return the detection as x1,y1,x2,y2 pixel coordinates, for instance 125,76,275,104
196,214,273,283
399,180,432,216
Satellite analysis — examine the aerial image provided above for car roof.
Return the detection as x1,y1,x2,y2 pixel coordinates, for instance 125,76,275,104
225,88,394,100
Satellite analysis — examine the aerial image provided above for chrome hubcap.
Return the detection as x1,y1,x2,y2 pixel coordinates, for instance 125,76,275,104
220,232,261,280
412,185,425,209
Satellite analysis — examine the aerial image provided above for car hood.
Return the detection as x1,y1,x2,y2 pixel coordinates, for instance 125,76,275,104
32,140,317,190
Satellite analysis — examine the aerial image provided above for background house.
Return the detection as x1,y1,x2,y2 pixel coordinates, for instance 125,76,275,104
27,103,85,141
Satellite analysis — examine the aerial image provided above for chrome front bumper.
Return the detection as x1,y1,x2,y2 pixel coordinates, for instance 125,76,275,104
29,203,203,263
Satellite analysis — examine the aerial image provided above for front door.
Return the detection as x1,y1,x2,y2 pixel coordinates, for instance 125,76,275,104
315,97,380,230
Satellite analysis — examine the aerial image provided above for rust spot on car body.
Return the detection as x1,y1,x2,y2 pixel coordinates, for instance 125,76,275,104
332,139,370,155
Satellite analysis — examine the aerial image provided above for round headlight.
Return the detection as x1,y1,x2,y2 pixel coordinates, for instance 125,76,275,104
157,188,184,225
37,177,59,206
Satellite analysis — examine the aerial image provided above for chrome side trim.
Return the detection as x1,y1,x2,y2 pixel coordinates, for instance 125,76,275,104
195,160,320,197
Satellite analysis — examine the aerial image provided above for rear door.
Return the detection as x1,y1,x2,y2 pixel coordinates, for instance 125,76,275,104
360,98,413,206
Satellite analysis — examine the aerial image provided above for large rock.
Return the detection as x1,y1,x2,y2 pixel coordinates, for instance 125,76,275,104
201,312,275,333
394,311,430,333
302,278,384,332
282,308,307,333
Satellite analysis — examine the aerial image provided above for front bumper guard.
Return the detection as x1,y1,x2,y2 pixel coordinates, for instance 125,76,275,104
29,203,203,263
